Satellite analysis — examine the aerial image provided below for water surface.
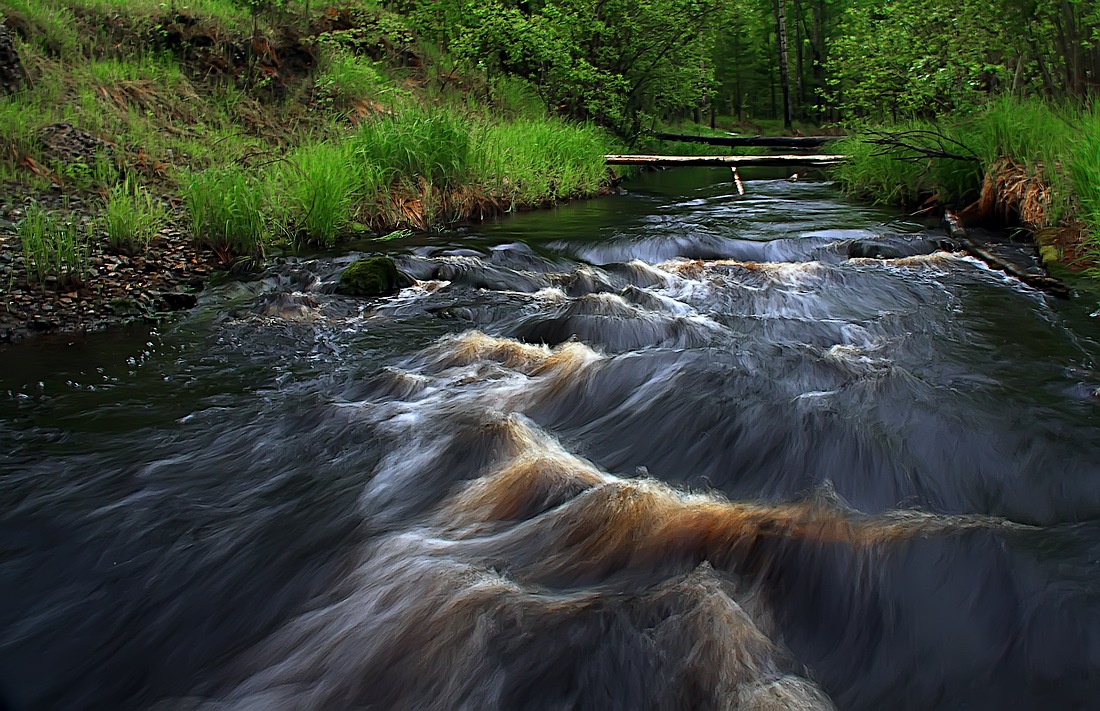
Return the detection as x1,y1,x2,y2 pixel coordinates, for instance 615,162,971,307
3,168,1100,710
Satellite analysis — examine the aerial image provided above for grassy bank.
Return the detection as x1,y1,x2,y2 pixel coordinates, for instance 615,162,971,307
0,0,621,270
832,97,1100,270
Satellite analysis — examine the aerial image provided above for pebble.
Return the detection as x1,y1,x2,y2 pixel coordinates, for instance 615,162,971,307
0,186,218,343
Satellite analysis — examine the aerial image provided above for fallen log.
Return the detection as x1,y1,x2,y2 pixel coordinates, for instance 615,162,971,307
943,210,1070,299
605,154,845,167
649,132,837,148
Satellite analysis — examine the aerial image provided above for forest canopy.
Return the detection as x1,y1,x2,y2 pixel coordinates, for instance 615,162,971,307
386,0,1100,133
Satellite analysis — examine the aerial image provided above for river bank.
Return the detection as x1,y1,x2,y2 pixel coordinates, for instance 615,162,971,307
0,1,621,342
831,97,1100,281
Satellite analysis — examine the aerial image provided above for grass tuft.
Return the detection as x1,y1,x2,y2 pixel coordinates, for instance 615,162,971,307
471,118,618,204
351,109,470,190
103,177,168,254
277,141,365,249
314,49,394,109
184,166,266,265
17,202,90,288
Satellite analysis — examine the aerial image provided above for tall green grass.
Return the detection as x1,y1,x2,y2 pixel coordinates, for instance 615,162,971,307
351,110,470,190
1,0,81,58
471,118,617,204
184,166,266,263
17,202,90,288
314,49,394,109
833,115,984,204
2,0,618,254
1070,125,1100,243
834,97,1100,241
103,177,167,254
831,132,933,205
275,141,378,248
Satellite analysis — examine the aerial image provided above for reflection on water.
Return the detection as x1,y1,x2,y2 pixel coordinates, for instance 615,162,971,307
3,169,1100,710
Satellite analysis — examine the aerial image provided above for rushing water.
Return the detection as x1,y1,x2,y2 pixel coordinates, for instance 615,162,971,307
4,169,1100,710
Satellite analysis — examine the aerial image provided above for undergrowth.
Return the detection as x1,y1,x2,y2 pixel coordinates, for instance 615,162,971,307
833,97,1100,249
2,0,620,260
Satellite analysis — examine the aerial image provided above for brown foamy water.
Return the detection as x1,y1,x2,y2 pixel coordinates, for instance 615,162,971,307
3,170,1100,710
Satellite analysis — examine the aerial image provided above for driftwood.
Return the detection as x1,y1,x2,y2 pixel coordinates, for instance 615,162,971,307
649,132,836,148
605,154,845,167
943,210,1070,299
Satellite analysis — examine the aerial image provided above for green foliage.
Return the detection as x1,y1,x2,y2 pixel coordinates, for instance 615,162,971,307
351,109,470,189
471,117,617,203
403,0,719,135
184,166,266,263
1068,115,1100,245
826,0,1100,121
17,203,90,288
103,177,167,254
313,49,394,108
278,142,363,248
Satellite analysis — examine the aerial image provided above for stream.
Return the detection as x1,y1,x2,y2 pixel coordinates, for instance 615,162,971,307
3,168,1100,710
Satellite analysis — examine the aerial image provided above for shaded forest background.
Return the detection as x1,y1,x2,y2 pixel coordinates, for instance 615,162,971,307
381,0,1100,134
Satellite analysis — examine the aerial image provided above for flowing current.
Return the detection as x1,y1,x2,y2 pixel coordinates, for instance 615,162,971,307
4,169,1100,710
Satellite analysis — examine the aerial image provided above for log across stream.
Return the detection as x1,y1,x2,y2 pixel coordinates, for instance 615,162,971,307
605,153,846,167
2,168,1099,711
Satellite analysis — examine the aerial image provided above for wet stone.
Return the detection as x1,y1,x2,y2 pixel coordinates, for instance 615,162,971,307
336,256,413,297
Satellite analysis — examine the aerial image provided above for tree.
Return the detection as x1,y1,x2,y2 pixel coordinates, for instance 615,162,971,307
772,0,793,128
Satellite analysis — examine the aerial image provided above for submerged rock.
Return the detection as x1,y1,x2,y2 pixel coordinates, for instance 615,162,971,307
254,292,318,320
847,234,956,260
336,256,412,297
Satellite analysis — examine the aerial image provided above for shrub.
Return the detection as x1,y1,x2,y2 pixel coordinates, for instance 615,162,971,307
314,50,392,108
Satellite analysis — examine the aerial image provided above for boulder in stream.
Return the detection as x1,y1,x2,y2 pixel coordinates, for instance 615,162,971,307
847,233,956,260
336,256,413,296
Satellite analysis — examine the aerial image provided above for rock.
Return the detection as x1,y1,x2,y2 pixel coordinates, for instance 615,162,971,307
107,298,144,317
335,256,412,297
39,122,114,165
0,25,22,95
254,292,318,320
847,234,956,260
157,291,199,311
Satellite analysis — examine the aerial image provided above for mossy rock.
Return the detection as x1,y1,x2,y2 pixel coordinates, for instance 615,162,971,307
336,256,411,296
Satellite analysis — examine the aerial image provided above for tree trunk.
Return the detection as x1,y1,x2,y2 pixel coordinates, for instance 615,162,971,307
1061,0,1081,94
604,154,845,167
811,0,825,121
794,0,804,110
772,0,793,129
